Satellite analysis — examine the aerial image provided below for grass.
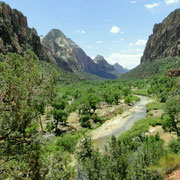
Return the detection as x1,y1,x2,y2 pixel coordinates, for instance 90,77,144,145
146,101,165,112
114,108,124,116
149,153,180,178
46,131,83,154
119,116,163,141
132,89,149,96
131,95,141,102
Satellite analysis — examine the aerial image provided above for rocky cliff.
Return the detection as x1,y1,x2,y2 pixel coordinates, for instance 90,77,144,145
141,9,180,63
113,63,128,74
0,2,52,62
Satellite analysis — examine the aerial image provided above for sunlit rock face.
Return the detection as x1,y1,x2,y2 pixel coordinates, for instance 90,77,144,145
0,2,51,62
42,29,119,79
141,9,180,63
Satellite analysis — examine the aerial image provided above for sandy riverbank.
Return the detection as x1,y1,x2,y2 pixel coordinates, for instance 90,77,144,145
91,96,153,141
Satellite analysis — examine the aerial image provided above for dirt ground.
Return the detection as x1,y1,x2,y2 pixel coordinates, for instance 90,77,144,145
147,126,177,144
166,168,180,180
40,103,128,132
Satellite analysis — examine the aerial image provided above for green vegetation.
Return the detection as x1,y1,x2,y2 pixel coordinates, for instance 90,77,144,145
122,56,180,79
146,101,165,112
0,50,179,179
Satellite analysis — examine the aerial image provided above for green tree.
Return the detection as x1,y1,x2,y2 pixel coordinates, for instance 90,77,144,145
52,99,69,134
163,99,180,136
0,51,46,179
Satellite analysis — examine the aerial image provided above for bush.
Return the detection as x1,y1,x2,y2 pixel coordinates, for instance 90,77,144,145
124,95,133,105
132,89,149,96
92,113,103,124
131,95,141,102
56,133,81,153
115,108,124,116
151,153,180,177
79,114,91,128
146,101,165,112
168,138,180,154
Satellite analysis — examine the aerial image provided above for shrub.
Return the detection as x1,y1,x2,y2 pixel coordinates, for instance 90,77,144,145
146,101,165,112
168,138,180,154
56,133,81,153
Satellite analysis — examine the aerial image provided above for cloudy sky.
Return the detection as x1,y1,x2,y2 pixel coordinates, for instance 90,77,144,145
3,0,180,69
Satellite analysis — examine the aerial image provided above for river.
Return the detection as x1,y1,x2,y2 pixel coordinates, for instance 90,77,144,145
91,96,152,151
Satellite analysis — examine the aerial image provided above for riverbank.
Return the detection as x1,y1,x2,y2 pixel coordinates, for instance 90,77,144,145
91,96,153,150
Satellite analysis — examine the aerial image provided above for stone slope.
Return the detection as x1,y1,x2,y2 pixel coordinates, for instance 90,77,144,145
141,9,180,63
0,2,51,62
42,29,79,71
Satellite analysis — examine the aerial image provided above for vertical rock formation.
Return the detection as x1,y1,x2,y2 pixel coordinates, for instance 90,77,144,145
141,9,180,63
0,2,51,62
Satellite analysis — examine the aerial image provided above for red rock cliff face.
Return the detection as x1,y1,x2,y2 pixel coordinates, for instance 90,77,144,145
0,2,50,61
141,9,180,63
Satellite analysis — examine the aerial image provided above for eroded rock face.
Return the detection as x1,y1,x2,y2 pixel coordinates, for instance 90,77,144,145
94,55,115,72
0,2,50,62
113,63,128,74
42,29,82,72
42,29,102,73
141,9,180,63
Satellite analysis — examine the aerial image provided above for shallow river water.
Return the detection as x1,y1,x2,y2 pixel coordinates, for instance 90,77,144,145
92,96,150,151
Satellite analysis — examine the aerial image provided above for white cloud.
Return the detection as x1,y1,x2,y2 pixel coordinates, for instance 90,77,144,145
106,53,142,69
76,30,86,34
110,26,120,34
165,0,180,4
144,3,160,9
96,41,104,44
81,30,86,34
131,1,136,4
135,39,147,46
120,38,124,41
128,43,134,47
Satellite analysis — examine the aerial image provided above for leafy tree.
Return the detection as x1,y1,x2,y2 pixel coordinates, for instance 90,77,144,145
78,93,100,128
52,99,69,135
124,95,133,105
163,99,180,136
0,51,46,179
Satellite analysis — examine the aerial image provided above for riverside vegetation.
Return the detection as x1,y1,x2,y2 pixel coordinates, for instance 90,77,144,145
0,51,180,179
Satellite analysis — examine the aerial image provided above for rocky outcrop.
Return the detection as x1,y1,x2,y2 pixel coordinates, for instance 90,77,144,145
94,55,115,72
113,63,128,74
141,9,180,63
93,55,119,79
42,29,82,71
0,2,52,62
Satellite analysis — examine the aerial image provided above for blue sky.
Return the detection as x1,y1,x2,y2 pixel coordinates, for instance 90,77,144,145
3,0,180,68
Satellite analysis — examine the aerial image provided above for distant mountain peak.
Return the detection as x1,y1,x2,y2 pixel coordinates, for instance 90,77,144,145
113,63,128,74
94,55,106,61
